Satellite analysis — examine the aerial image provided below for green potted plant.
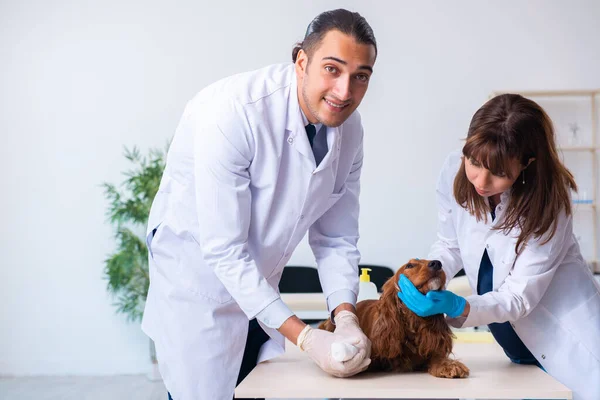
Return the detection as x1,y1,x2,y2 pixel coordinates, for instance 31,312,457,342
102,145,166,379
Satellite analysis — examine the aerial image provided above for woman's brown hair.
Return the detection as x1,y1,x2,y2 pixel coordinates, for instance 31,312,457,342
454,94,577,254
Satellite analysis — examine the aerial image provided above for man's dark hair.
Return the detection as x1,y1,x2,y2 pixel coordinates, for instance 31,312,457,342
292,9,377,63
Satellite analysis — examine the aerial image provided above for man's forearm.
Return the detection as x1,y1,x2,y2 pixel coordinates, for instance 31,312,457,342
278,315,306,345
278,302,357,346
333,302,356,317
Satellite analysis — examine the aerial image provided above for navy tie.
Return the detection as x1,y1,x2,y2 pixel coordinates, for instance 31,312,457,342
305,124,316,148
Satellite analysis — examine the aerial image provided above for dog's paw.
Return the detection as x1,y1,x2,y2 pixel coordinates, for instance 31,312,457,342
428,359,470,379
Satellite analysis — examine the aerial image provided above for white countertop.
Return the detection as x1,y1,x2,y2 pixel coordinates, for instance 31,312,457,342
235,338,571,399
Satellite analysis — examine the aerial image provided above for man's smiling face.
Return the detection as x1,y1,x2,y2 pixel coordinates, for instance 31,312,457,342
295,29,376,127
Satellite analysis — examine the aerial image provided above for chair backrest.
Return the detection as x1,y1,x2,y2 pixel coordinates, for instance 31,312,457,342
279,264,397,294
278,266,323,293
358,264,395,292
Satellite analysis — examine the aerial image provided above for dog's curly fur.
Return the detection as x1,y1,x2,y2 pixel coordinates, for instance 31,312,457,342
319,259,469,378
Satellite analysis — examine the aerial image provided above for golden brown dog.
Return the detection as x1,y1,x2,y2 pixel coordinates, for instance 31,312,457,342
319,259,469,378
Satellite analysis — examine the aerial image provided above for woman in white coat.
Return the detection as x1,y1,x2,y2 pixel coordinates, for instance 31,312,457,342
398,94,600,400
142,9,377,400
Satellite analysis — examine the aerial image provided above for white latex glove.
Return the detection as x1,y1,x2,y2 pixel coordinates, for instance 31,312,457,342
332,311,372,361
296,325,371,378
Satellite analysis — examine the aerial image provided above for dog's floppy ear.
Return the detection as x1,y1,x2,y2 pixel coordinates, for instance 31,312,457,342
370,277,405,359
414,315,454,359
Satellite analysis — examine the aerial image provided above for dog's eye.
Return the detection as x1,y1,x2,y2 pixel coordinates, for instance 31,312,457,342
405,263,414,269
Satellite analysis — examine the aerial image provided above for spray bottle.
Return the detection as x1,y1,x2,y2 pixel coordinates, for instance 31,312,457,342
357,268,379,302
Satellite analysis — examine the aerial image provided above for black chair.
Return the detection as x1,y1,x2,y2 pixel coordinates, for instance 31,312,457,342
278,266,323,325
358,264,395,292
279,265,396,294
278,266,323,293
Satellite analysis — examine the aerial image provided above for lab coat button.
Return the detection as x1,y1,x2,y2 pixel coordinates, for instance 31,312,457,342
300,215,305,220
287,137,294,144
486,244,490,249
541,354,546,359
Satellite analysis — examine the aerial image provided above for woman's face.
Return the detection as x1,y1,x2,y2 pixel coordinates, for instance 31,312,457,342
464,156,524,198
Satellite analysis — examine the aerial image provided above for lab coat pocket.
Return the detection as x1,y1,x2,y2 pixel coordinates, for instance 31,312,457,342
491,252,517,290
153,229,234,305
561,292,600,361
146,222,162,260
319,193,344,218
324,185,347,210
179,238,234,304
437,205,455,240
520,304,600,400
502,251,517,268
145,189,170,258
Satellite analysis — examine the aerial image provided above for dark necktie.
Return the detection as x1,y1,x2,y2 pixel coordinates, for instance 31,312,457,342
305,124,316,148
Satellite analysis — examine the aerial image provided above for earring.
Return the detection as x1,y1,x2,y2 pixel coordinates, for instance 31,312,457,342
522,169,525,184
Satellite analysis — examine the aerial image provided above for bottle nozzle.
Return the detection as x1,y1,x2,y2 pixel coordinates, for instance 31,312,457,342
359,268,372,282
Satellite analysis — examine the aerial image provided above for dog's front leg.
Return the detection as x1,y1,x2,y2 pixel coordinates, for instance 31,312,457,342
427,356,470,378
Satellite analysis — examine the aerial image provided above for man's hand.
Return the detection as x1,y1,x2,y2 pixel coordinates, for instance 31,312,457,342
296,325,371,378
332,310,371,362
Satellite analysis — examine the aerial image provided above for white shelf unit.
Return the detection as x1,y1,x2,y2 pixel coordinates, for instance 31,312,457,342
491,90,600,273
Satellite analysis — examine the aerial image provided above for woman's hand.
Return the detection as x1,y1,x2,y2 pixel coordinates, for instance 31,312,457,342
397,274,466,318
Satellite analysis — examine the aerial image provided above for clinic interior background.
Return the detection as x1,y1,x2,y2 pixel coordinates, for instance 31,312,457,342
2,0,599,377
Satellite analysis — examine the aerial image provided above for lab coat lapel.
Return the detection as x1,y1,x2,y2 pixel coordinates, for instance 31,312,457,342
285,75,315,162
489,193,516,290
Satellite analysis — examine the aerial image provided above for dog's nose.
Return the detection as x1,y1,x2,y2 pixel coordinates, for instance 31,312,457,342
428,260,442,270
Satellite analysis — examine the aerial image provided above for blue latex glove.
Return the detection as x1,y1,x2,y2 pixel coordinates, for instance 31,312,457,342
397,274,466,318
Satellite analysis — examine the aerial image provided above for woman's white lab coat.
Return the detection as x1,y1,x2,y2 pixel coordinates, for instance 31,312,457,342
430,151,600,400
141,64,365,400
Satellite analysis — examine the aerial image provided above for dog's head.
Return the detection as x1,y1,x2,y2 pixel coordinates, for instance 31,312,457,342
386,258,446,296
372,259,452,363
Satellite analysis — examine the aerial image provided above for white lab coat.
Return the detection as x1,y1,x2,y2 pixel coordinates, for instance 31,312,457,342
141,63,364,400
429,151,600,400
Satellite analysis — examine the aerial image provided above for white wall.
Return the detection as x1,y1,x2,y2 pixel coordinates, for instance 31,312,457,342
1,0,599,376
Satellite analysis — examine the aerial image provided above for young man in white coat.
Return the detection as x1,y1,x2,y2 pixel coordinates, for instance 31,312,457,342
142,9,378,400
